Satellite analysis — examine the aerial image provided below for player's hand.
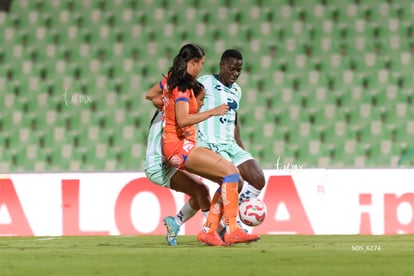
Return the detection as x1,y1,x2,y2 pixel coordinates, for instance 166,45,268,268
151,94,164,110
211,103,229,116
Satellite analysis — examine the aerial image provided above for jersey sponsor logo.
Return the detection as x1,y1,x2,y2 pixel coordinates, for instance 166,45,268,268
219,117,236,124
215,84,237,97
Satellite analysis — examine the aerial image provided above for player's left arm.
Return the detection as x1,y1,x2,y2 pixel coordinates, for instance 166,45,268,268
145,83,163,110
234,113,246,150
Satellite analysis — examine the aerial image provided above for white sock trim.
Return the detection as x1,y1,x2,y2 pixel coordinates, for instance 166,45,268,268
175,201,197,226
239,183,262,203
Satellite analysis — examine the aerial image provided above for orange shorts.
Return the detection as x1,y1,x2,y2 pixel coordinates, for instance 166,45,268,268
163,139,196,169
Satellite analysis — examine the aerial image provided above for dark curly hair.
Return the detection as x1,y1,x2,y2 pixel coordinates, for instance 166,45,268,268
166,43,205,94
192,81,205,97
220,49,243,62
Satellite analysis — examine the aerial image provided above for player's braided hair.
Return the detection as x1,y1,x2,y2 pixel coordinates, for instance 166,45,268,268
148,110,160,128
166,43,205,94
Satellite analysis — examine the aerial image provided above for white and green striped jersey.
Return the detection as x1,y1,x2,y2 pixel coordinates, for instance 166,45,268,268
144,110,165,170
197,74,242,144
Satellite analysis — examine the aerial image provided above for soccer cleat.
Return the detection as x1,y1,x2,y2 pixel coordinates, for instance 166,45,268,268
163,216,180,246
197,231,226,246
224,227,260,244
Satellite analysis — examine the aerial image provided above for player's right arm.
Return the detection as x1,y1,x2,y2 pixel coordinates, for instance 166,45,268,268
175,89,229,128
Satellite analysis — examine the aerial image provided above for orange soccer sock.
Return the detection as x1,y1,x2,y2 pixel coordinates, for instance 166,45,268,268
203,188,223,233
221,174,240,233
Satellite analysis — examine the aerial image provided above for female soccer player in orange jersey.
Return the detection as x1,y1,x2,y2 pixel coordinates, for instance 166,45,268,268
162,44,260,246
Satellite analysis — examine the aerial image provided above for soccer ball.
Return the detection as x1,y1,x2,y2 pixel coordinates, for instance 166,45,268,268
239,198,267,226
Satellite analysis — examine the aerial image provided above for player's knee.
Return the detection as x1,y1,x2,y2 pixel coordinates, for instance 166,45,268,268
218,158,239,176
197,183,210,197
251,170,266,190
188,197,200,210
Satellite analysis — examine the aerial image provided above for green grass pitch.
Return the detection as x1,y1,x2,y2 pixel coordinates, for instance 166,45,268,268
0,235,413,276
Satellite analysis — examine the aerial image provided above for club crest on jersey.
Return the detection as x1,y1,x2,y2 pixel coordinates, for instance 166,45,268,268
227,98,238,110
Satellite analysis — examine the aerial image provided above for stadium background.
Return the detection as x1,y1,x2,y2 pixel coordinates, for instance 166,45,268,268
1,0,414,173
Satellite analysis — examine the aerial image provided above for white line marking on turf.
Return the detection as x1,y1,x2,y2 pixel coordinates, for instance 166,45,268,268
36,237,61,241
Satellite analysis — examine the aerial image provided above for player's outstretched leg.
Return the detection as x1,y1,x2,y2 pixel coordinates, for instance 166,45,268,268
197,188,226,246
221,174,260,244
163,216,180,246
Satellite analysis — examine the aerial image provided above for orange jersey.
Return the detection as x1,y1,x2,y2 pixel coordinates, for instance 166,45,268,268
162,85,198,144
